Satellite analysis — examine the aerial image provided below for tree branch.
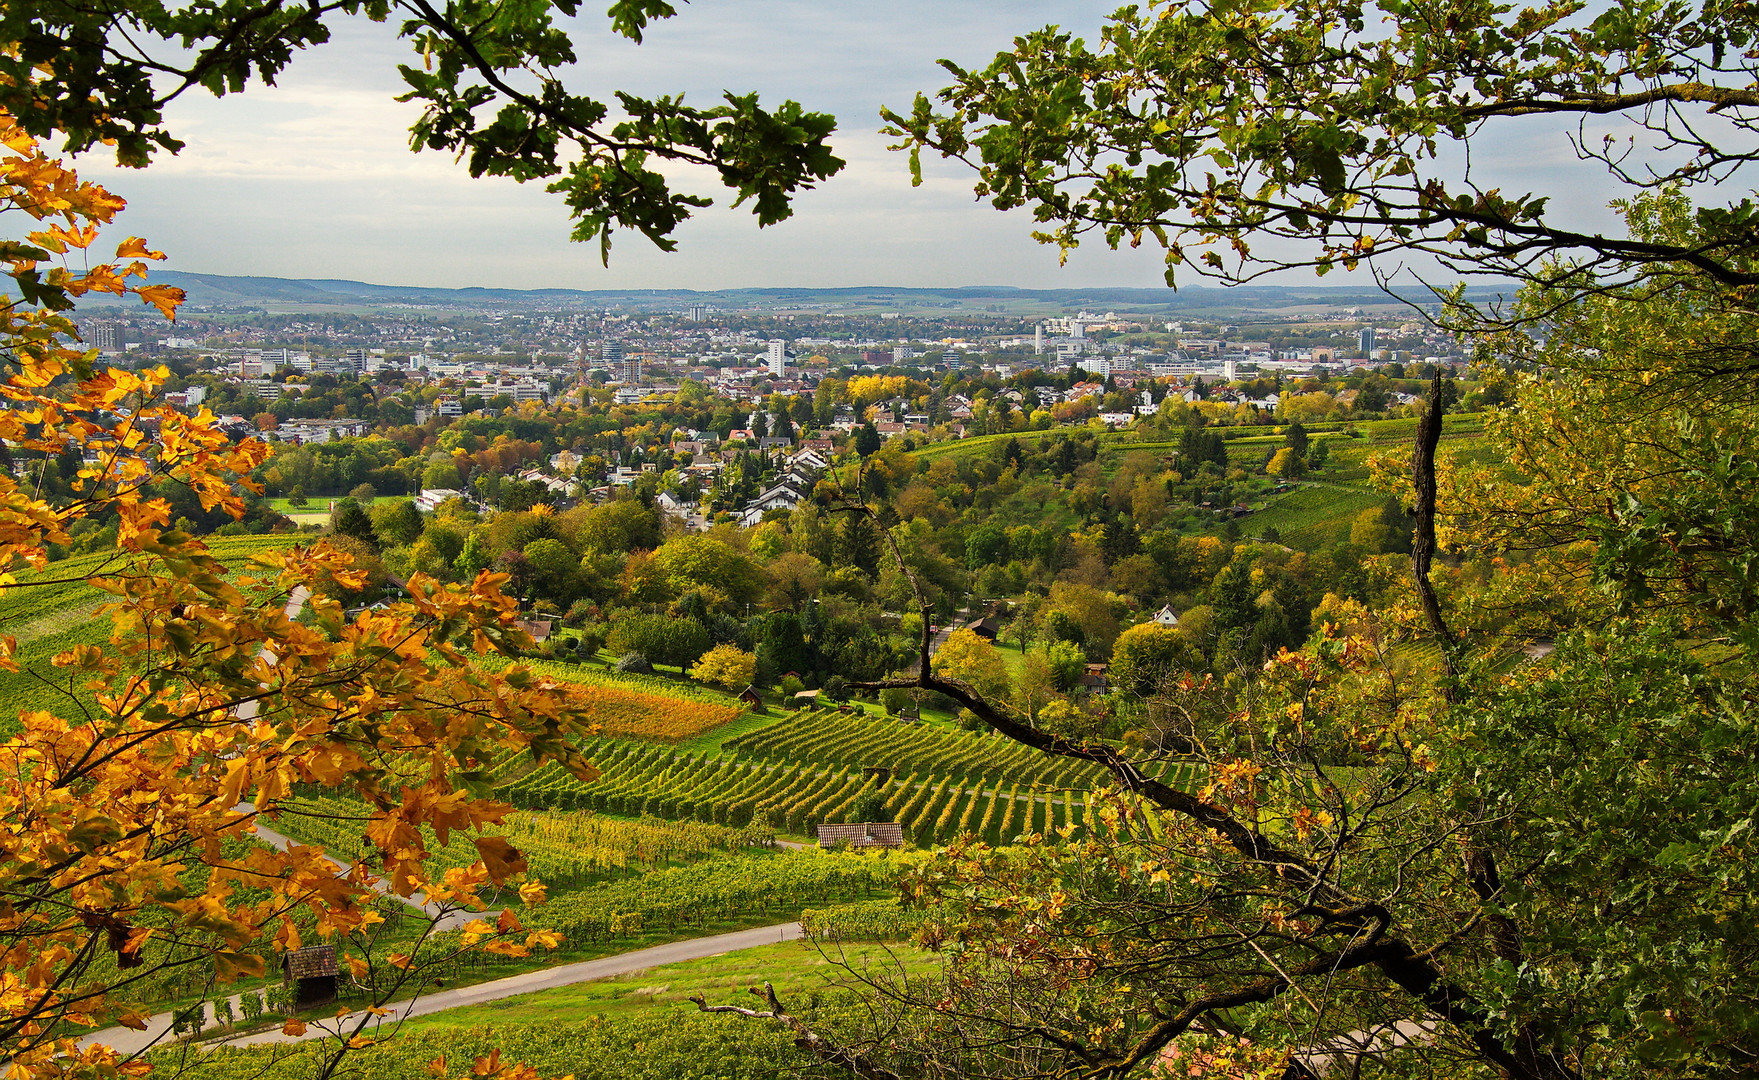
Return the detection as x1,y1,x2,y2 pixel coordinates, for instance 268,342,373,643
691,982,904,1080
1458,82,1759,120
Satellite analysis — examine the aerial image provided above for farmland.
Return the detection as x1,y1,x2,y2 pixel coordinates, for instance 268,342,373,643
471,655,748,742
1247,485,1386,549
0,534,309,732
276,798,754,892
494,713,1197,847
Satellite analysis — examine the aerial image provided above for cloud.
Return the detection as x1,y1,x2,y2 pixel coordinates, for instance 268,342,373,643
66,1,1654,291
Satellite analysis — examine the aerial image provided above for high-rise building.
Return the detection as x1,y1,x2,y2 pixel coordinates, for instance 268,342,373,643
87,323,126,353
1358,327,1376,358
687,304,708,321
1034,324,1044,354
767,340,787,377
601,341,624,365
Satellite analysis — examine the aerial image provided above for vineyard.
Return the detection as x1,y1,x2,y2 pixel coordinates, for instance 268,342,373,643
532,851,906,941
0,619,114,728
1248,485,1385,549
725,712,1111,788
470,656,746,743
495,729,1156,847
161,1008,813,1080
273,798,753,892
801,899,927,943
0,533,305,625
0,535,328,733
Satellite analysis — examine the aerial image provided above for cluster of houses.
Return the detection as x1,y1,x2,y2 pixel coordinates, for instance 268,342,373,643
735,445,831,526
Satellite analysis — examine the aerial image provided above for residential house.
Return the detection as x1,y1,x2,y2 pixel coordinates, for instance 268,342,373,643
415,488,464,512
738,478,811,526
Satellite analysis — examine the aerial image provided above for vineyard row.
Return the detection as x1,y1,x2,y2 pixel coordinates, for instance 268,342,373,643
495,739,1174,846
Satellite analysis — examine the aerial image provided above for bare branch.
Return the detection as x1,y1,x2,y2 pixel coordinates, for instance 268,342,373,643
691,982,904,1080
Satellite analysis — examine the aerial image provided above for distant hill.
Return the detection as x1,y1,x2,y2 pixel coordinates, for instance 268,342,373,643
75,271,1512,315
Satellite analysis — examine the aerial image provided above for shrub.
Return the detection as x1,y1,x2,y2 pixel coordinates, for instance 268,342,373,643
852,789,891,823
615,652,653,674
577,623,607,656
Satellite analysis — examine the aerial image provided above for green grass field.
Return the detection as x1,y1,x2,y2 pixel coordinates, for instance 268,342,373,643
402,938,935,1029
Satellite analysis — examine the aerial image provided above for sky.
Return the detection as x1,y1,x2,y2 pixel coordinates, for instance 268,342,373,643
71,1,1637,293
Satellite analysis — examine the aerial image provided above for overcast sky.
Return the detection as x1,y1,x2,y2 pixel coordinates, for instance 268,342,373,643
73,1,1635,292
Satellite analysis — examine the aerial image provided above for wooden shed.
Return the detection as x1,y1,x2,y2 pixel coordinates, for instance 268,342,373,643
738,685,765,710
515,618,554,643
281,945,340,1008
960,615,1001,640
816,822,905,849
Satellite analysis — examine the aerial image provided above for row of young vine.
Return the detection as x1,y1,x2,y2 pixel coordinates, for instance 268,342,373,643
531,852,906,941
724,711,1112,789
271,796,752,891
498,740,1101,846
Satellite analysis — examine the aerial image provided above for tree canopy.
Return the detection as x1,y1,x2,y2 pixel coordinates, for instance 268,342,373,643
883,0,1759,311
7,0,844,261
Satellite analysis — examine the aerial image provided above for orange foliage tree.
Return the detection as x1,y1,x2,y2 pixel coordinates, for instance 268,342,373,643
0,113,596,1078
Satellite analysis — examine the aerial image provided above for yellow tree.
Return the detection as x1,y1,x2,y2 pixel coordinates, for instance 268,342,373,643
0,114,595,1079
689,644,758,691
929,630,1009,701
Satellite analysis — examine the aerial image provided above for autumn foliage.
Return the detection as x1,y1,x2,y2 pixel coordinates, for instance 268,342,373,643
0,113,598,1077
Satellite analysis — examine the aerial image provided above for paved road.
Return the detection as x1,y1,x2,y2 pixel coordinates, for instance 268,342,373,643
78,921,802,1057
220,921,803,1048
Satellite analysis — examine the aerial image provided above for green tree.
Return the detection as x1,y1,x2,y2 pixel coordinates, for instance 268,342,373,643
606,614,711,669
963,521,1008,569
1266,446,1306,480
329,497,379,550
421,459,462,489
688,643,758,691
837,514,884,576
566,498,661,554
756,612,815,682
883,0,1759,307
522,538,581,607
930,629,1010,701
1108,622,1197,698
15,2,844,262
854,421,882,457
652,536,763,610
452,531,493,579
370,498,424,547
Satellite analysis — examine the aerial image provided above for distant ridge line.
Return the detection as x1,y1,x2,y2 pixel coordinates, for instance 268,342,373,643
90,270,1513,312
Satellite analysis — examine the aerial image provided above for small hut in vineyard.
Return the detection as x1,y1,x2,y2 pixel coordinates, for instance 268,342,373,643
816,822,905,849
281,945,340,1008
